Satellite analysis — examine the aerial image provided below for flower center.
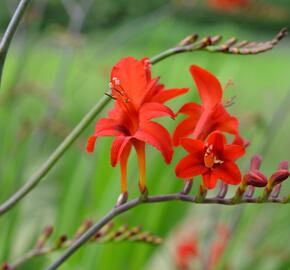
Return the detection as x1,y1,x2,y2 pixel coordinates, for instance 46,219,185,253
204,144,224,168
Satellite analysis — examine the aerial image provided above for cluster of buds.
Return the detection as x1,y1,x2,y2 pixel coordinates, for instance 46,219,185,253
233,155,289,202
1,221,162,270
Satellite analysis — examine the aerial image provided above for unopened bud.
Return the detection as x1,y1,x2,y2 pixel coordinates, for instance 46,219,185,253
278,160,288,170
35,225,54,249
1,263,10,270
243,170,267,187
269,170,289,186
56,235,67,248
250,155,262,170
178,34,198,46
74,219,93,240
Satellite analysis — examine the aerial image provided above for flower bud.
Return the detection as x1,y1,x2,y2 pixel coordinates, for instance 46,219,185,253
269,170,289,186
35,225,54,249
250,155,262,170
278,160,289,170
243,170,267,187
74,219,93,240
1,263,10,270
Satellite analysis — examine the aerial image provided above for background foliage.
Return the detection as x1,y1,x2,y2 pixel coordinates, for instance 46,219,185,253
0,0,289,269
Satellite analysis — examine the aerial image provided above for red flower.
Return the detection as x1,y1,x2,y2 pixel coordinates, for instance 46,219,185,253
173,65,239,146
87,57,188,193
175,131,245,189
175,236,199,270
207,0,250,12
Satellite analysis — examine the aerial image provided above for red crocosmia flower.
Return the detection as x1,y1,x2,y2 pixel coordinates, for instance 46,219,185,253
175,131,245,189
87,57,188,193
207,0,250,12
175,236,199,270
173,65,239,145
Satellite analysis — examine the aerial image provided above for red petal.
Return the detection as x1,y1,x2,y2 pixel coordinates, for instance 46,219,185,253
180,138,204,157
93,118,127,137
134,121,173,164
211,105,239,135
86,136,97,153
139,102,175,122
202,170,219,189
111,57,148,108
175,155,206,178
213,161,242,185
207,131,226,154
178,102,202,116
223,145,245,161
151,88,189,103
233,135,250,148
110,136,131,167
173,117,198,146
190,65,222,109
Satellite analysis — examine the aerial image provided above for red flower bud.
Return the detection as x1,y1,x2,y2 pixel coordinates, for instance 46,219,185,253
269,170,289,186
278,160,289,170
1,263,10,270
250,155,262,170
243,170,267,187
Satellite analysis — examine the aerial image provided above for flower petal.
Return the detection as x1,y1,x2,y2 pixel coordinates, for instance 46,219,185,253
190,65,222,109
111,57,148,108
134,121,173,164
173,117,198,146
213,161,242,185
207,131,226,154
139,102,175,122
180,138,204,158
223,144,245,161
86,136,97,153
202,170,219,189
177,102,202,116
110,136,131,167
151,88,189,103
175,154,207,178
93,118,127,137
211,104,239,135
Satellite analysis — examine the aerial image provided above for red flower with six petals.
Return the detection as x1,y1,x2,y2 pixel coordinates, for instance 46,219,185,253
175,131,245,189
173,65,239,146
87,57,188,193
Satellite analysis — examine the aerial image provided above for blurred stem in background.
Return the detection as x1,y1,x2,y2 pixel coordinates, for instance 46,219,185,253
0,0,32,86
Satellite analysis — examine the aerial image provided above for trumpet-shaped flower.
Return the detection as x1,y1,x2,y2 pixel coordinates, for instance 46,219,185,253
87,57,188,193
175,131,245,189
173,65,239,145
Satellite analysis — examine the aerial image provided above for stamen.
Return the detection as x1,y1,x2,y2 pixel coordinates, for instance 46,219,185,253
204,144,223,168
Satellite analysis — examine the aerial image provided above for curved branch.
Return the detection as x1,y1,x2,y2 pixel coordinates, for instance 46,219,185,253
0,0,32,85
45,191,289,270
0,95,110,215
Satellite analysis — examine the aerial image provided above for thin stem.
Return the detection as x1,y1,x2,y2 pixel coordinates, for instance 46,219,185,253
0,95,110,216
0,0,32,85
45,192,288,270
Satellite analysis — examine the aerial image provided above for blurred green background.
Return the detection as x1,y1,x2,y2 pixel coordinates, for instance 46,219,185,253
0,0,290,269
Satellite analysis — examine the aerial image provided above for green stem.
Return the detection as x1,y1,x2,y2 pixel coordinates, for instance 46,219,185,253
0,95,110,216
0,0,32,85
